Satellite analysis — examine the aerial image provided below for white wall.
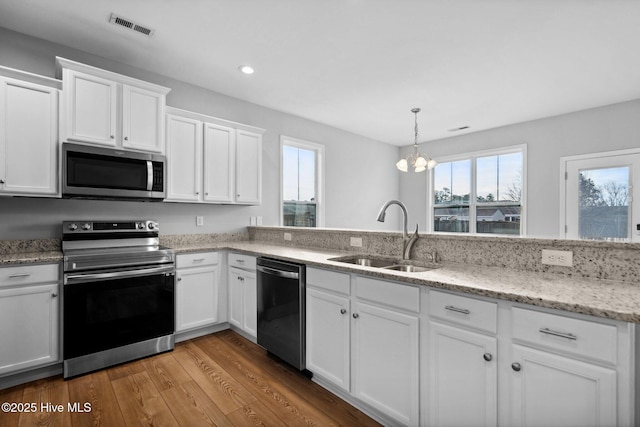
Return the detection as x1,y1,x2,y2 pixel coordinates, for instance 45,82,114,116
400,99,640,238
0,27,401,239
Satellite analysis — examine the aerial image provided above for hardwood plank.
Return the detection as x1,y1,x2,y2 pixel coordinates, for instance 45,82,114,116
19,376,72,427
225,400,288,427
67,369,125,427
215,331,381,427
107,358,148,382
141,352,192,392
160,380,233,427
0,384,24,427
172,341,257,414
194,334,341,427
111,371,179,427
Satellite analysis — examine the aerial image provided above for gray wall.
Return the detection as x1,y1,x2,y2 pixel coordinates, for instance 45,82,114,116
400,99,640,238
0,27,401,239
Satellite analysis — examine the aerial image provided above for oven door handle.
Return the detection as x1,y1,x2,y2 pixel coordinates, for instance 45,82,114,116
64,265,175,285
256,265,299,280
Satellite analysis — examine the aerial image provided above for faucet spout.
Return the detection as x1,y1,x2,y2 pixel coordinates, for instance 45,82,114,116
376,199,419,260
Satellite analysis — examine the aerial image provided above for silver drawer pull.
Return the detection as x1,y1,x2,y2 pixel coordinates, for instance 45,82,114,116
9,273,31,278
445,305,470,315
236,259,245,263
539,328,577,341
192,258,205,262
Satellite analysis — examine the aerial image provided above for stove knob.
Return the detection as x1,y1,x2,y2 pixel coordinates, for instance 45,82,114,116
81,223,91,231
67,223,78,231
137,222,146,230
148,222,155,230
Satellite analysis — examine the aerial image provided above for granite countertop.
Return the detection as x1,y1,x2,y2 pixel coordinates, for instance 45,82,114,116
2,241,639,323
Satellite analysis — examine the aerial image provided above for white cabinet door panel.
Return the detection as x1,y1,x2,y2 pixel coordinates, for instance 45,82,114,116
122,84,164,153
166,114,202,202
235,130,261,204
176,266,218,332
203,123,235,203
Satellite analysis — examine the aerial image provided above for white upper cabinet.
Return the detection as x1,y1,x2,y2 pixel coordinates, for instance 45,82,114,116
0,70,59,197
57,57,170,153
165,107,265,205
235,129,262,204
166,113,202,202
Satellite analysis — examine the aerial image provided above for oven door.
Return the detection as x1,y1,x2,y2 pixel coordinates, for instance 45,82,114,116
63,265,175,361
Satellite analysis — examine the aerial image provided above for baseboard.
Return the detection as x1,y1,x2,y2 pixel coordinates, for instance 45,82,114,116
175,323,230,343
228,325,258,344
0,363,62,391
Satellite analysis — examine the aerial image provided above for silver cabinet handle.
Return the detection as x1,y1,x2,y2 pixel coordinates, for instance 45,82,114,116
0,179,5,184
52,293,58,298
539,328,577,341
236,259,245,263
192,258,205,262
124,136,129,141
483,353,492,362
177,277,182,281
352,313,359,319
445,305,470,315
110,135,115,139
512,362,522,372
340,308,347,315
9,273,31,278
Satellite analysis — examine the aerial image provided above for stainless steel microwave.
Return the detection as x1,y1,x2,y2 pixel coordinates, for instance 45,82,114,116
62,143,166,201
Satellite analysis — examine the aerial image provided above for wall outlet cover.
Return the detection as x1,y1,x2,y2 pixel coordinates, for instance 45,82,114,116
196,216,204,226
541,249,573,267
350,237,363,247
284,232,292,241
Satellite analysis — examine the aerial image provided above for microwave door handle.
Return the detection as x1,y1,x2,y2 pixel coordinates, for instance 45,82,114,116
147,161,153,191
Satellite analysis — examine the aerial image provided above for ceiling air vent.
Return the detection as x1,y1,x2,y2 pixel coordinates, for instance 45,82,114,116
109,13,155,37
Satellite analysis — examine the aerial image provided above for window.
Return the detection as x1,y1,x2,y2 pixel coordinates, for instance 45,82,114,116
431,146,525,235
561,149,640,242
281,136,324,227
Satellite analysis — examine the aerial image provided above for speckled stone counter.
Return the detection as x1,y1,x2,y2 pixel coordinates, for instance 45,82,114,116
2,233,640,323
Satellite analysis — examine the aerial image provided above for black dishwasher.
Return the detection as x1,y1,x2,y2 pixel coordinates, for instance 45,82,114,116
256,257,306,371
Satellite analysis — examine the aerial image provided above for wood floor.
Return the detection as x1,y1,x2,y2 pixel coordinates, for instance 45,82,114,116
0,330,381,427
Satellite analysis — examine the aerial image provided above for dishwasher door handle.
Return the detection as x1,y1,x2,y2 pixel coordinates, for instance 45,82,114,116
256,265,299,280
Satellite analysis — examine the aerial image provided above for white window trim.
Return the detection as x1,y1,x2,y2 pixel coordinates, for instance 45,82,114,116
427,144,527,236
280,135,325,227
559,147,640,239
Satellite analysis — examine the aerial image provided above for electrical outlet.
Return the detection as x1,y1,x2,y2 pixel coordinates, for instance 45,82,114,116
196,216,204,226
284,232,292,241
256,216,262,226
350,237,363,247
541,249,573,267
249,216,257,226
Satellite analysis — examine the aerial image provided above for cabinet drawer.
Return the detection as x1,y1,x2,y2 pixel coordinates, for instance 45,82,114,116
228,253,256,270
512,307,617,364
307,267,350,295
176,252,218,268
0,263,59,287
429,290,497,334
354,276,419,313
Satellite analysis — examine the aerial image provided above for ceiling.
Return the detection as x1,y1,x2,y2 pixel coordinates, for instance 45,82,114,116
1,0,639,146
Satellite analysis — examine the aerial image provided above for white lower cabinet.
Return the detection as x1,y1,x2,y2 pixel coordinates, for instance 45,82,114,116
306,266,636,427
175,252,220,332
0,264,59,376
306,267,420,426
305,287,350,391
429,322,497,427
509,344,616,427
228,253,257,338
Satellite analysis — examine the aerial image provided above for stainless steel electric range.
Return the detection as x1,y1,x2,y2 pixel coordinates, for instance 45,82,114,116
62,220,175,379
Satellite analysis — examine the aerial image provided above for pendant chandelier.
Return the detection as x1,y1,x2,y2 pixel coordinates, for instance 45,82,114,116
396,108,437,172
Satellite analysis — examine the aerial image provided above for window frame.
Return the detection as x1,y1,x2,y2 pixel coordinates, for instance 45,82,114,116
427,144,527,236
280,135,325,227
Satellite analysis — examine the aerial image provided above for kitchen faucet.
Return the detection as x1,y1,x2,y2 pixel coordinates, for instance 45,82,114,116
376,200,419,260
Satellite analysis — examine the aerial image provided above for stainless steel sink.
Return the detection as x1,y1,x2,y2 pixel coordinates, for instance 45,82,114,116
383,264,433,273
329,255,397,268
329,255,437,273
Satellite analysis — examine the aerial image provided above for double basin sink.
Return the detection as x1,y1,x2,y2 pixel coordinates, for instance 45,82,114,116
329,255,437,273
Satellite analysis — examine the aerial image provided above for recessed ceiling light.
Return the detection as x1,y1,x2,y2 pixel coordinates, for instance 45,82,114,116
238,65,254,75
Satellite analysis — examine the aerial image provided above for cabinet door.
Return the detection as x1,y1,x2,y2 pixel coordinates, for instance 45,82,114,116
306,288,350,391
509,344,616,427
228,268,244,329
122,84,165,153
429,322,497,427
63,69,117,146
203,123,235,203
176,266,218,332
352,301,419,426
166,114,202,202
235,130,261,204
0,283,59,374
0,78,58,196
242,269,257,337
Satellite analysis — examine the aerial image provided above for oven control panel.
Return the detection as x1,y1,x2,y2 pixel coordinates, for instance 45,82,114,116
63,220,159,234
